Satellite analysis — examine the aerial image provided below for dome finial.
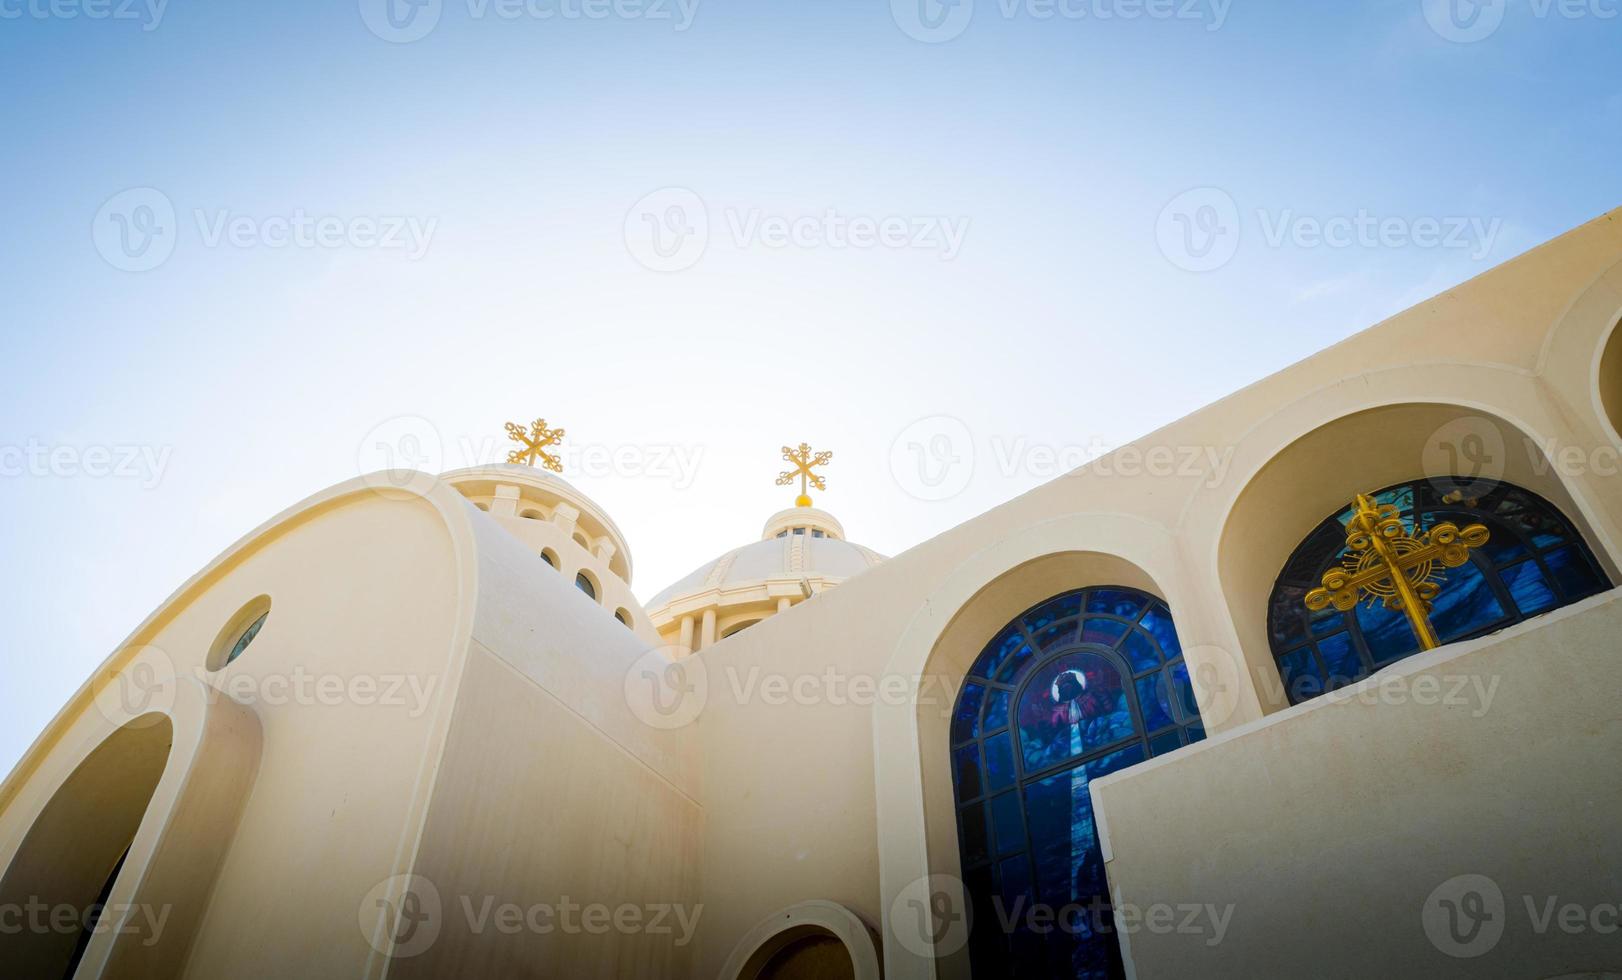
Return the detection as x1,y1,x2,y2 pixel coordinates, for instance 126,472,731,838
505,417,566,473
775,442,832,508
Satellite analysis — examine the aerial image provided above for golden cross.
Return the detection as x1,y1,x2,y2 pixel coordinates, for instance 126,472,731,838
1305,493,1490,650
505,418,565,473
776,442,832,508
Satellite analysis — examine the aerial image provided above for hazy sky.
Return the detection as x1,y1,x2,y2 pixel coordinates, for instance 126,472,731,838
1,0,1618,773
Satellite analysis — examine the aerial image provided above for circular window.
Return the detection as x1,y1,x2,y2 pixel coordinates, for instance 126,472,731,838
208,596,272,670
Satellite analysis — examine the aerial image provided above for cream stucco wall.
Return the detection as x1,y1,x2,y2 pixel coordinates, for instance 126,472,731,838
1090,590,1622,979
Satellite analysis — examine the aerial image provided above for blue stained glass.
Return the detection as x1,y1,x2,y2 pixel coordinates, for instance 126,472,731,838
1317,632,1362,690
1137,603,1182,659
953,588,1207,980
974,626,1027,679
1086,588,1147,618
1169,663,1199,722
953,683,984,744
1542,545,1604,600
954,745,982,798
1080,618,1129,648
1018,654,1136,771
994,642,1036,684
990,792,1024,856
1501,560,1557,615
1024,592,1083,632
1278,647,1321,704
1135,673,1174,732
1035,619,1077,651
1024,747,1144,917
959,804,988,865
984,731,1016,791
1354,598,1422,667
1120,629,1160,672
1309,608,1345,637
983,689,1011,732
1430,561,1506,641
1185,723,1206,744
1475,517,1528,564
1149,729,1182,757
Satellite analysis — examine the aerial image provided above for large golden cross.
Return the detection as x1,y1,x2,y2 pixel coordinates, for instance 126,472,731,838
1305,493,1490,650
505,418,565,473
776,442,832,508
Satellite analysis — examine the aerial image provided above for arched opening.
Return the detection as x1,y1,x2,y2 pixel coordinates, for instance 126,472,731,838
1267,477,1611,704
574,570,599,602
207,594,271,671
1219,403,1617,710
519,508,544,520
721,618,762,639
572,531,591,550
0,714,173,979
754,931,855,980
614,607,633,628
1600,316,1622,441
722,901,880,980
949,587,1201,978
540,548,559,569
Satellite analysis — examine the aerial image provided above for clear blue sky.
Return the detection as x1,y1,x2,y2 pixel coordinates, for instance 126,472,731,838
1,0,1618,773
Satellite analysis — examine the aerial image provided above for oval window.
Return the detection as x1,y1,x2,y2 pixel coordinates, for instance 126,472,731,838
208,596,272,670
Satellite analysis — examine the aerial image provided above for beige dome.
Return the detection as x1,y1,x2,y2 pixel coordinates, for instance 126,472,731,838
647,507,885,652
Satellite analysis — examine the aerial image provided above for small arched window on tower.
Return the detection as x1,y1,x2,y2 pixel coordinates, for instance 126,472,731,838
1267,478,1611,705
575,572,597,602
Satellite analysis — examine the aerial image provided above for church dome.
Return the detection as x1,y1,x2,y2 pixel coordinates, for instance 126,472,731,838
647,506,885,653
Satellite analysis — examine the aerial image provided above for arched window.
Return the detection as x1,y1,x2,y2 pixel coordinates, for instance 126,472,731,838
575,572,598,602
950,587,1202,978
1268,478,1611,705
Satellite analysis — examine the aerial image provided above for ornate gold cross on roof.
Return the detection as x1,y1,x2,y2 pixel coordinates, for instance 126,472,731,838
505,418,565,473
776,442,832,508
1305,493,1490,650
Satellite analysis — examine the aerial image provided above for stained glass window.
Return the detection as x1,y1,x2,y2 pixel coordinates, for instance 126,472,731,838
951,587,1202,979
1268,478,1611,705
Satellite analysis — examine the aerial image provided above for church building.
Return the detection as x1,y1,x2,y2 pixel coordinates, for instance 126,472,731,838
2,210,1620,979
